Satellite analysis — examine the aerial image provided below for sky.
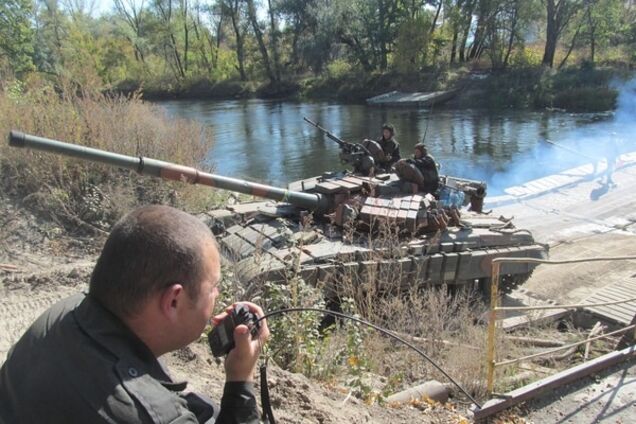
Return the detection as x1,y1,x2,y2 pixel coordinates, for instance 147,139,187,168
93,1,115,17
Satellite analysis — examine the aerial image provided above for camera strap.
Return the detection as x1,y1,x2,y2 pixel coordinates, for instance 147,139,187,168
259,362,276,424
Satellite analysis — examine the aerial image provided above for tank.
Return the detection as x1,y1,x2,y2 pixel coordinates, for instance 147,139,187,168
8,130,548,298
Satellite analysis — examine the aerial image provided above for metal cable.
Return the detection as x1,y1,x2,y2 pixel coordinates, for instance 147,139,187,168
496,295,636,312
495,324,636,367
255,307,482,408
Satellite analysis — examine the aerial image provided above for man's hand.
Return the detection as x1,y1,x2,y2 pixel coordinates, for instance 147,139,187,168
211,302,269,382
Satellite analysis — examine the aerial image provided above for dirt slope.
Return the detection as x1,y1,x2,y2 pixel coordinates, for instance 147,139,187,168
0,194,467,423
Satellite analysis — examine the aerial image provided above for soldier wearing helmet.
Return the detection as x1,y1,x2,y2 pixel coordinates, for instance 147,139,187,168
410,143,439,193
363,124,401,173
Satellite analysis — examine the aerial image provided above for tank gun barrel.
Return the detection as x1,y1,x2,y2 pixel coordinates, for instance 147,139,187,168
303,117,347,147
8,131,328,212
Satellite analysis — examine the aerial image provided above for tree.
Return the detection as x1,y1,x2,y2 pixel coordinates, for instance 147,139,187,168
393,14,430,73
331,0,410,71
190,0,213,74
447,0,477,63
468,0,493,60
483,0,538,69
152,0,186,79
61,0,97,17
581,0,622,65
277,0,317,71
246,0,276,83
220,0,247,80
33,0,68,75
114,0,148,64
266,0,281,81
0,0,36,75
542,0,580,67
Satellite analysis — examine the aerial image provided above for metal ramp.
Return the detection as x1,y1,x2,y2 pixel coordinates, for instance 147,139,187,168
583,278,636,325
366,90,457,107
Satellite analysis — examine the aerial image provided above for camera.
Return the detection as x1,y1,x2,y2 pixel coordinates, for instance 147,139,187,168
208,303,261,357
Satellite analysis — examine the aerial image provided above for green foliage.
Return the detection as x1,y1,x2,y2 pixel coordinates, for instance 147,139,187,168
552,65,615,90
1,0,633,107
262,277,327,376
509,46,544,68
0,0,35,75
326,59,354,80
553,87,618,112
393,15,430,73
580,0,624,62
339,298,375,402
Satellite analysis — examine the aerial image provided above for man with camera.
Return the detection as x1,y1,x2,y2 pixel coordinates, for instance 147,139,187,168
0,205,269,423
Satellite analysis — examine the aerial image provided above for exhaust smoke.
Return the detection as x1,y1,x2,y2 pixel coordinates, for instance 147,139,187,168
481,77,636,195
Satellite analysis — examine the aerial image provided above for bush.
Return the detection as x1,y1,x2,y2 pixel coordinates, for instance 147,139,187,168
326,59,354,80
553,86,618,111
509,46,544,68
0,76,216,233
255,80,301,99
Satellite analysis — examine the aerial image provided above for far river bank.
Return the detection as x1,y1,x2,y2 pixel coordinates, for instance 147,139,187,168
122,66,632,113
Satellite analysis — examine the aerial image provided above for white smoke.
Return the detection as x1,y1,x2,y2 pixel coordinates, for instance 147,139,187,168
484,77,636,195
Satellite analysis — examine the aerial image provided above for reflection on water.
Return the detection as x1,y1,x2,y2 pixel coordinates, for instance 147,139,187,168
158,99,618,194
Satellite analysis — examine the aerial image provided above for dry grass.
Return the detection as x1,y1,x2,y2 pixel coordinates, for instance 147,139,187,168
215,212,613,406
0,77,216,233
221,217,505,402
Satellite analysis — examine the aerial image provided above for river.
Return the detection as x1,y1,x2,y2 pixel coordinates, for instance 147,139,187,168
159,99,629,194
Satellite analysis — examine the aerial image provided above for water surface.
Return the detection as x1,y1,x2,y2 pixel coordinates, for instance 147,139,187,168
159,99,630,194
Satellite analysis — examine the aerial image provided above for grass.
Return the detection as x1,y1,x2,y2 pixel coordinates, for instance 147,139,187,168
215,218,510,404
0,76,218,233
214,211,618,406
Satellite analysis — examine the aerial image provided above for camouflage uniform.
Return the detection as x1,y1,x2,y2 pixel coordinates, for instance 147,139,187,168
409,144,439,193
0,293,259,424
377,136,401,170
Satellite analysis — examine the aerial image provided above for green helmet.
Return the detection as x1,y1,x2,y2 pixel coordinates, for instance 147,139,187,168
414,143,427,154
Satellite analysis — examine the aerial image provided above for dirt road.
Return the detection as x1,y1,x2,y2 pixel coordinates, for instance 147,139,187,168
523,361,636,424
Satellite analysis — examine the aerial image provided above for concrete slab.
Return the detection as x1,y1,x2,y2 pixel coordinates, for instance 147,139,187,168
583,278,636,325
490,151,636,208
366,90,458,107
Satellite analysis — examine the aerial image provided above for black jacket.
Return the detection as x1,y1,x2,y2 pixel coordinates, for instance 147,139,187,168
377,137,401,168
0,293,258,424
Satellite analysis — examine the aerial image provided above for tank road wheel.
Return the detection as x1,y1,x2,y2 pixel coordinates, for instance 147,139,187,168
500,270,534,294
478,270,534,301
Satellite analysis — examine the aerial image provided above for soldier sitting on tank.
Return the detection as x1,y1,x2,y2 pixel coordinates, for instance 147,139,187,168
363,124,401,173
395,143,440,194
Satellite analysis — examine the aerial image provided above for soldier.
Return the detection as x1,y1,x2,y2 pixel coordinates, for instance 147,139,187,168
364,123,401,172
410,143,439,194
0,205,269,423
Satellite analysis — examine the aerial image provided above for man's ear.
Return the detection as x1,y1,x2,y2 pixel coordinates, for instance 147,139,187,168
159,283,185,321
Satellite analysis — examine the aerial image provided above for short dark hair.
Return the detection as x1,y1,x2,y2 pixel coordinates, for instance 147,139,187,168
90,205,215,317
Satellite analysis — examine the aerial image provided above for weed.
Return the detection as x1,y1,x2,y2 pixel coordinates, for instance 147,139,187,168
0,76,214,233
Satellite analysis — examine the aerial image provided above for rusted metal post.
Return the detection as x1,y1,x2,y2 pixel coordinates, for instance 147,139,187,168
486,260,501,394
